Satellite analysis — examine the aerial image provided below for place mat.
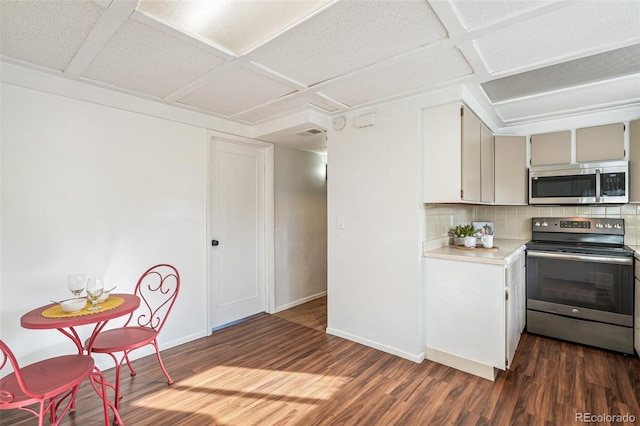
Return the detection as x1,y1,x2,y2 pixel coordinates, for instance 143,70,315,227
454,245,499,251
42,296,124,318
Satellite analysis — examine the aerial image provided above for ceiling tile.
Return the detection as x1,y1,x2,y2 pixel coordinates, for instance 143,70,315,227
450,0,553,31
136,0,332,56
476,1,640,73
176,68,296,116
82,19,225,98
0,0,105,71
494,74,640,123
250,0,447,86
483,44,640,102
320,47,472,106
236,96,338,123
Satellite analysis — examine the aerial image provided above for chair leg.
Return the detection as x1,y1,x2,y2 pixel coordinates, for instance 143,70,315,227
38,400,47,426
124,352,136,377
90,369,125,426
152,340,173,385
114,358,124,411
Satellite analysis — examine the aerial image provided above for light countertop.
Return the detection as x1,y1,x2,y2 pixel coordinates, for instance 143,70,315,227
423,238,529,266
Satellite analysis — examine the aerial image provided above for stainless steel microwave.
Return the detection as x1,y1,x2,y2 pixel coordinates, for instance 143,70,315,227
529,160,628,205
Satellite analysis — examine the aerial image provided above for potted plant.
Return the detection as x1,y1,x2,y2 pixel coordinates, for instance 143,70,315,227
449,224,477,247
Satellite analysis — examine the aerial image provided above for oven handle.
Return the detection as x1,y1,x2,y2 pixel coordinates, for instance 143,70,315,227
527,250,632,265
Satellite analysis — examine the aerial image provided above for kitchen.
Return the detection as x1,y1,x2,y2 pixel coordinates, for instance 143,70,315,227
1,0,640,424
422,106,639,379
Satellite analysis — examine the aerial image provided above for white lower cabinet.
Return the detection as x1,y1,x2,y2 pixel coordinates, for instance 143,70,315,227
425,251,525,380
506,252,526,366
635,256,640,356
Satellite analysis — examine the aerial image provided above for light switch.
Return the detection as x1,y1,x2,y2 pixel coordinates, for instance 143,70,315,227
337,216,345,229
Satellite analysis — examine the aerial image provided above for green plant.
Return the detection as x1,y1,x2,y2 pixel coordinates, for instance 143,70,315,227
449,223,476,238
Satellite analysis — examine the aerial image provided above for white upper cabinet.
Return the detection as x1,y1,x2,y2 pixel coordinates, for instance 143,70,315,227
461,106,482,202
629,119,640,203
530,131,571,166
494,135,527,204
576,123,625,162
423,104,462,203
423,104,496,203
480,123,495,204
531,123,625,167
424,104,526,205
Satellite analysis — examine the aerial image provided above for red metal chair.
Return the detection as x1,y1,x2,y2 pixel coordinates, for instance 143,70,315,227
86,264,180,410
0,339,116,426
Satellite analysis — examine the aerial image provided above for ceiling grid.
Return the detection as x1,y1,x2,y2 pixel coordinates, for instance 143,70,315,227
0,0,638,153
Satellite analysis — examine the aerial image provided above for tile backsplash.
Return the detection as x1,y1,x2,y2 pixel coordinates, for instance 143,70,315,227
425,204,640,246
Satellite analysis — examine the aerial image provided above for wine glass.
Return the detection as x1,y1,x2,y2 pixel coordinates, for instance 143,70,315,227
86,276,104,311
67,273,86,299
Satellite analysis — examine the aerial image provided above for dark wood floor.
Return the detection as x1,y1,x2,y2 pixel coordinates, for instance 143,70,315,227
2,297,639,425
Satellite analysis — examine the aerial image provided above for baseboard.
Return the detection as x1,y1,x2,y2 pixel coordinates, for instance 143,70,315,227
273,291,327,313
326,327,424,363
425,347,497,381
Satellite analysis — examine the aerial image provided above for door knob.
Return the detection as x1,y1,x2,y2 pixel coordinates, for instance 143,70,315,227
211,240,219,246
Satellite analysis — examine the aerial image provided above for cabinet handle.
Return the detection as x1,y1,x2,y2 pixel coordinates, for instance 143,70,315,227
572,308,579,314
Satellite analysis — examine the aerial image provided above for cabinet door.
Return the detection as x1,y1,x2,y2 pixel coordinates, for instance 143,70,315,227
635,256,640,355
517,252,526,334
635,276,640,356
506,282,519,368
423,105,462,203
505,256,523,368
576,123,624,162
629,119,640,202
530,131,571,166
462,106,481,202
481,124,494,203
495,135,527,204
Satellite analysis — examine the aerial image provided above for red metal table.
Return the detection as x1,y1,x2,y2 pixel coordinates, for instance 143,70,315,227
20,293,140,425
21,293,140,353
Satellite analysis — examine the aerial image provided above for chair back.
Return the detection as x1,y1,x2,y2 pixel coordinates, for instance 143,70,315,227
0,340,35,402
126,264,180,333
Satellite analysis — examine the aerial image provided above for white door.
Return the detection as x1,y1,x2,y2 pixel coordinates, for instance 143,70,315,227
211,139,265,329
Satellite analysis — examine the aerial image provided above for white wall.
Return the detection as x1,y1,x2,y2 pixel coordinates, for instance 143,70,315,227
326,101,424,362
1,83,208,366
274,146,327,311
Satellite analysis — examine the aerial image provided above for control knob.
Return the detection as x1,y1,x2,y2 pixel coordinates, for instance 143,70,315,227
605,223,613,229
595,223,603,228
614,223,622,229
534,221,541,227
542,222,548,227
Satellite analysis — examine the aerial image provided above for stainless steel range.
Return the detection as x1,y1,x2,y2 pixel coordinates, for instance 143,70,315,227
526,217,634,354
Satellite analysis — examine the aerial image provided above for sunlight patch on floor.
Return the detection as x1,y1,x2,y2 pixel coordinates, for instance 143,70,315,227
131,366,351,423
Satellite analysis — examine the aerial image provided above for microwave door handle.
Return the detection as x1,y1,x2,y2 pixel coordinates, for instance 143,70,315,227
595,169,601,203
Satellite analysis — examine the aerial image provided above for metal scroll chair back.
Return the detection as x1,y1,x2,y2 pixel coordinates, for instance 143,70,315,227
86,263,180,412
125,263,180,333
0,339,114,426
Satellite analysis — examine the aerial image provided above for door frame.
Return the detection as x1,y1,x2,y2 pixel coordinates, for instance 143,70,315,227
206,130,275,334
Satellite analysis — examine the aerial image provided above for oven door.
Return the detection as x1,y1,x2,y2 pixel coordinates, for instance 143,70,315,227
526,250,633,326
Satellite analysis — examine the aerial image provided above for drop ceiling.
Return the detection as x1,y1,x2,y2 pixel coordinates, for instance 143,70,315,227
1,0,639,153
